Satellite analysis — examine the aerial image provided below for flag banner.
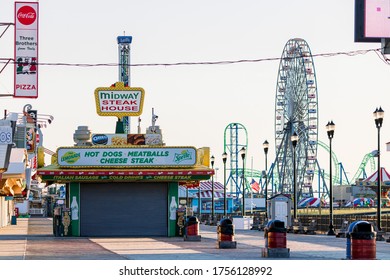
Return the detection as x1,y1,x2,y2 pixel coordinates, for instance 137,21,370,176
250,178,260,192
14,2,39,98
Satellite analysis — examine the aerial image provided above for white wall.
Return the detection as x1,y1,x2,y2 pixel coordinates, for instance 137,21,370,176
15,200,29,215
245,197,265,210
0,197,12,228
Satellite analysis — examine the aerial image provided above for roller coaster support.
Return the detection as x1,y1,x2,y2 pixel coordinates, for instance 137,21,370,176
338,162,350,185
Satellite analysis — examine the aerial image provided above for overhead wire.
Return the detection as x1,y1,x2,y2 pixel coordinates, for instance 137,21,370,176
373,49,390,65
0,47,388,67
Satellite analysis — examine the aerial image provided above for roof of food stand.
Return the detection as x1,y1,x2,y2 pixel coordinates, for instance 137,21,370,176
183,181,225,190
179,182,232,198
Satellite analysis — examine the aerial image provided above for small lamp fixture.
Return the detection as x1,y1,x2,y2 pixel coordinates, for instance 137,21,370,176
326,121,336,139
240,147,246,160
263,140,269,154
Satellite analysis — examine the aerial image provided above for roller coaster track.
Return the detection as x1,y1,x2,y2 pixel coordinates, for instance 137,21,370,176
350,151,376,182
317,140,340,183
226,168,263,192
317,140,376,185
227,143,376,200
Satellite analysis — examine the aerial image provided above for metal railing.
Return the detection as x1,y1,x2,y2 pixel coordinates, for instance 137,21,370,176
198,212,390,233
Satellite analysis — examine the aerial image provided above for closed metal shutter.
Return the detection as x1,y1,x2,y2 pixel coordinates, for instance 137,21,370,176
80,182,168,237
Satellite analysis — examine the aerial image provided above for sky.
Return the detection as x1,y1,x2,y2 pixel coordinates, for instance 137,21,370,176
0,0,390,184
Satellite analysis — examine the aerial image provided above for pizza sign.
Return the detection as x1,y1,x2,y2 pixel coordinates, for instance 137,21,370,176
14,2,39,98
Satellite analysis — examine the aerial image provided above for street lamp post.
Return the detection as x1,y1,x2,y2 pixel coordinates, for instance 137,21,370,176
263,140,269,220
222,152,228,217
291,132,299,220
374,107,384,232
240,147,246,216
326,121,336,236
211,155,215,224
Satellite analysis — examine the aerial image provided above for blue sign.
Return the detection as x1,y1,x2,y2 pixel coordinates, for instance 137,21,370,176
0,126,12,145
117,36,132,44
195,199,232,214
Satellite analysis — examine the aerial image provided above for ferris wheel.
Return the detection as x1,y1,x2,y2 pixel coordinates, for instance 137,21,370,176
273,38,318,200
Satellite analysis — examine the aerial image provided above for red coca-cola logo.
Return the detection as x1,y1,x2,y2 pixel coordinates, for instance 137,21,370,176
17,5,37,25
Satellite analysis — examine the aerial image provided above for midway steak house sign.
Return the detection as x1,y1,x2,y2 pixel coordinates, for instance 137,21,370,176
57,146,197,168
14,2,39,98
94,82,145,117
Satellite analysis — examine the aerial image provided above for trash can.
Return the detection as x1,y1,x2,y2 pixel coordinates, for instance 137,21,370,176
350,221,376,260
265,220,287,249
11,207,19,225
217,218,237,249
184,216,201,241
217,218,235,242
185,216,199,236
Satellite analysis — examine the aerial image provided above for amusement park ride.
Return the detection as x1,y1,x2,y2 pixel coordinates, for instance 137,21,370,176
116,35,377,206
223,38,377,205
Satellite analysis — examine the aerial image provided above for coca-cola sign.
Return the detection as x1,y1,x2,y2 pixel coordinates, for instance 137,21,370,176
17,5,36,25
14,2,39,98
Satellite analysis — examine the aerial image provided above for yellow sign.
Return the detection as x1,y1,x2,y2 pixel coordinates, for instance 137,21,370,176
94,82,145,117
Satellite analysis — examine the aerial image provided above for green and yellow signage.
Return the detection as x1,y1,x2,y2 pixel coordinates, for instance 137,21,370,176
57,146,197,168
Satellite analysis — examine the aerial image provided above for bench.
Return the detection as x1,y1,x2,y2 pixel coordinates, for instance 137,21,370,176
336,220,349,238
292,219,304,234
290,219,316,234
303,220,317,235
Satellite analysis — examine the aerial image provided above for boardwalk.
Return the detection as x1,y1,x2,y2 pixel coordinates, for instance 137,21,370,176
0,217,390,260
1,217,389,280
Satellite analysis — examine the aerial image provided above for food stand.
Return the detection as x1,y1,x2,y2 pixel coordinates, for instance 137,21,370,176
37,82,213,237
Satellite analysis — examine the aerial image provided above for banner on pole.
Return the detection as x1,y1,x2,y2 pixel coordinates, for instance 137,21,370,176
14,2,39,98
